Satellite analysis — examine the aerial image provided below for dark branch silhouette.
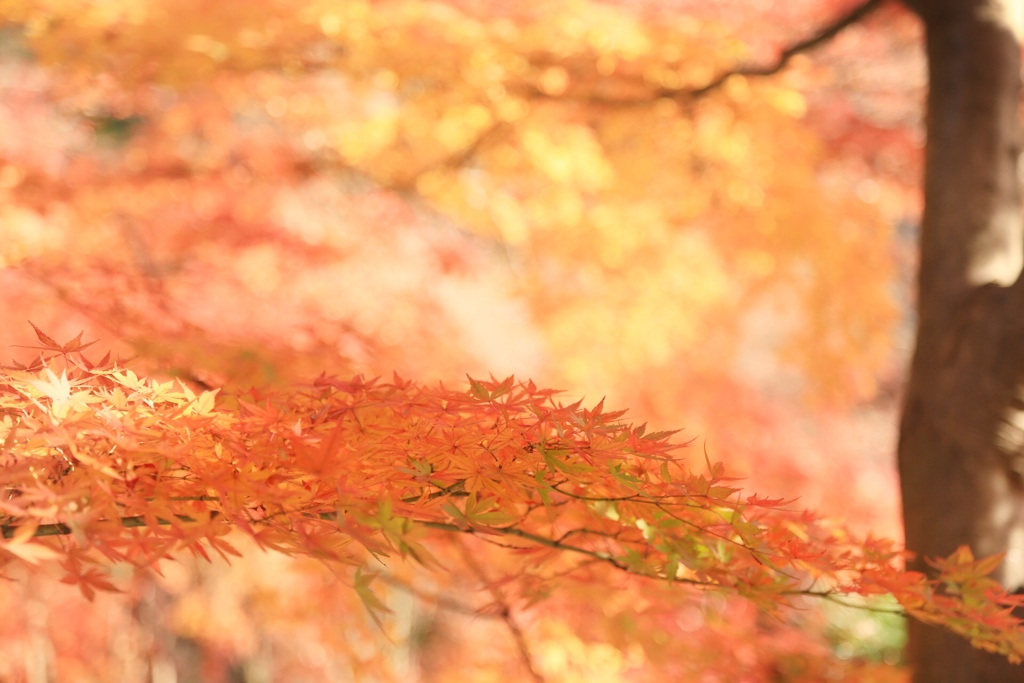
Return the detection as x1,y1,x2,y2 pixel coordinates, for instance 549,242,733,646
513,0,888,105
690,0,888,96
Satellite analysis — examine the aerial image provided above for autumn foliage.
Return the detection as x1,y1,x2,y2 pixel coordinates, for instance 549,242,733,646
1,327,1023,672
0,0,1003,679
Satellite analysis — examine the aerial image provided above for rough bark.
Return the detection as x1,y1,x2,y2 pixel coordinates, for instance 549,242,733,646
898,0,1024,680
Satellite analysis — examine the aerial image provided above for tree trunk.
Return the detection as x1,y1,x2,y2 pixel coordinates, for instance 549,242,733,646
898,0,1024,680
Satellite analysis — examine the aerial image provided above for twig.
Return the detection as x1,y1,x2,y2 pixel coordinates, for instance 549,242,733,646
515,0,887,105
1,512,217,539
690,0,887,96
4,507,906,622
376,572,499,618
390,122,508,190
456,541,546,683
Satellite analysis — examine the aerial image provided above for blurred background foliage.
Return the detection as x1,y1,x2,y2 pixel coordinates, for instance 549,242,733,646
0,0,921,680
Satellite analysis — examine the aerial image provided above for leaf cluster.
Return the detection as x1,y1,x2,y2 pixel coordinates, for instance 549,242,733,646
1,330,1023,661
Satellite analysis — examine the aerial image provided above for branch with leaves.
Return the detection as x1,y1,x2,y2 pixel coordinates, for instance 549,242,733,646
1,328,1023,660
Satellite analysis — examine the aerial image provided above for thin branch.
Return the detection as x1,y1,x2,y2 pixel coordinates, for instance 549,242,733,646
3,508,914,623
2,512,215,539
390,121,508,191
418,519,893,610
514,0,887,106
399,480,468,505
690,0,887,97
500,605,545,683
456,541,546,683
820,593,907,616
376,572,498,618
